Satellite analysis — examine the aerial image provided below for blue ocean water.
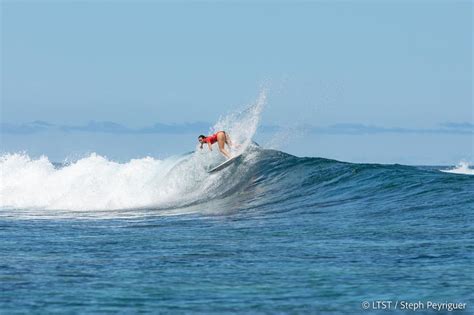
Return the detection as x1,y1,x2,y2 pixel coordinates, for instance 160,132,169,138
1,147,473,314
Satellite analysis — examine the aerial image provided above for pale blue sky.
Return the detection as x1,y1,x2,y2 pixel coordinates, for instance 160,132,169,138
1,1,472,164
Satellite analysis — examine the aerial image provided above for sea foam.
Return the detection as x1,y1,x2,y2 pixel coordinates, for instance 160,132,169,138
440,161,474,175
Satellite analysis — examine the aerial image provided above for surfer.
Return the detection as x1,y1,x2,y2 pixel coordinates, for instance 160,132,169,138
198,131,233,159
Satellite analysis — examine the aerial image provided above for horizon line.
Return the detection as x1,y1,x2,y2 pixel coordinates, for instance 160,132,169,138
1,120,473,135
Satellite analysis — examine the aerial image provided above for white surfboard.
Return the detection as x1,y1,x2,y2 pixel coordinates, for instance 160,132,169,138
208,154,242,173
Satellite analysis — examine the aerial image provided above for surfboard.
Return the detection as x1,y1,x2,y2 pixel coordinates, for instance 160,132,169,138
208,154,242,173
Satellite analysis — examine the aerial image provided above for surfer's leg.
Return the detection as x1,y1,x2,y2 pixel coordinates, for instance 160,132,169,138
217,132,231,159
224,132,233,147
224,132,241,149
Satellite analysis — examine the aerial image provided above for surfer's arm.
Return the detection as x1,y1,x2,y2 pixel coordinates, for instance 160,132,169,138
207,142,212,151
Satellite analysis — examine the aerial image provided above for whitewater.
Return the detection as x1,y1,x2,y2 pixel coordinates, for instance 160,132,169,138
0,91,269,213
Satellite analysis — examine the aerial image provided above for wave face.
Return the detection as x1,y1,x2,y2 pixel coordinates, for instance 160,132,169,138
1,145,473,218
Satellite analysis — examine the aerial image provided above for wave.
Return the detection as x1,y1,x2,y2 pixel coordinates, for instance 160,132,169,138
2,144,473,217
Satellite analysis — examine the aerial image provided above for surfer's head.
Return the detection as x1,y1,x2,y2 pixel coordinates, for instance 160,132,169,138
198,135,206,149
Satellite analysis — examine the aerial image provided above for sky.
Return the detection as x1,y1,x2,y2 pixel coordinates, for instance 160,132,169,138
1,1,472,164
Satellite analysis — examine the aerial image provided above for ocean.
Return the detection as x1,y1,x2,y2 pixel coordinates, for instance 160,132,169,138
1,94,473,313
1,145,473,314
